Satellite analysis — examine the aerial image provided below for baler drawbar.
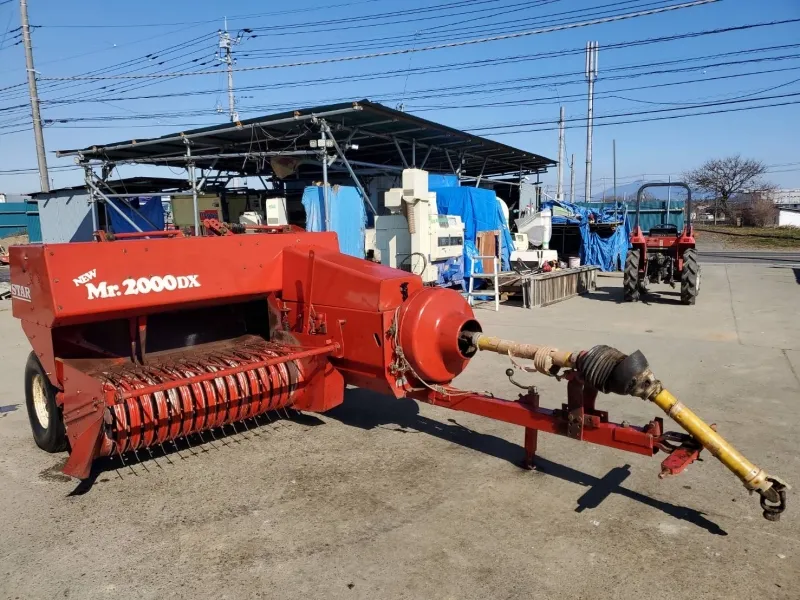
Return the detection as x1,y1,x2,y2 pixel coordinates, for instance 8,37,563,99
9,227,787,521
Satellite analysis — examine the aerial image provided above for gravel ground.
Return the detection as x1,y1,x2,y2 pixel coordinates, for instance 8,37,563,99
0,264,798,600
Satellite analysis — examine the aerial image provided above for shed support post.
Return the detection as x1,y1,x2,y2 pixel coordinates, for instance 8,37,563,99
321,121,376,215
83,163,98,233
184,138,199,235
420,146,433,170
320,125,330,232
393,137,409,169
196,156,221,191
85,179,143,233
475,158,488,188
445,150,457,176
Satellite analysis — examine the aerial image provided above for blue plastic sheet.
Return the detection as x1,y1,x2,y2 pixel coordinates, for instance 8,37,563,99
428,173,459,189
431,186,513,279
107,196,165,234
541,199,630,272
302,185,366,258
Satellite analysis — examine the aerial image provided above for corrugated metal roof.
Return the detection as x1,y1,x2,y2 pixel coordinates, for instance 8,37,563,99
29,177,192,197
57,100,555,179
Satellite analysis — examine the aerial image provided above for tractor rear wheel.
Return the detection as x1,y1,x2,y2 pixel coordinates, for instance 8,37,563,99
623,249,641,302
24,353,68,453
681,248,700,305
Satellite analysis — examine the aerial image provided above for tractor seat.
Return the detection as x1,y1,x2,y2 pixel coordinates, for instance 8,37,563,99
649,224,679,236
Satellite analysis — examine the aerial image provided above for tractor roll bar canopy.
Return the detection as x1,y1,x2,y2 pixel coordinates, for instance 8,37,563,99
635,182,692,230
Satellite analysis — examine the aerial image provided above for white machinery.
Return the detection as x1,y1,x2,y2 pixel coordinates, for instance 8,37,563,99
509,232,558,268
238,197,288,227
374,169,465,285
500,200,557,268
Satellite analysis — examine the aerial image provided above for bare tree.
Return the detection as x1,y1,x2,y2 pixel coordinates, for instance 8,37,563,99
683,155,769,223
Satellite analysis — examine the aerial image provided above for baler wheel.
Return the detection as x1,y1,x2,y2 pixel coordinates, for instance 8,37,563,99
623,249,641,302
681,248,700,305
24,353,67,453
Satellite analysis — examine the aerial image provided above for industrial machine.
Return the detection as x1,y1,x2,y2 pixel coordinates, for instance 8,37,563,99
375,169,464,284
9,225,787,522
509,232,558,269
239,198,288,228
624,183,699,304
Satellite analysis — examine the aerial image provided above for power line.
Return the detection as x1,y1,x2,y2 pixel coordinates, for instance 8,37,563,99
34,18,798,110
30,0,385,28
39,0,720,81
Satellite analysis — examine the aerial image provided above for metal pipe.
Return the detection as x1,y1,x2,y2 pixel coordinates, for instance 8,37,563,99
85,180,143,233
556,106,565,201
445,150,457,176
196,156,221,190
321,122,377,215
470,334,576,369
321,127,330,232
123,150,317,165
58,106,363,157
83,166,98,232
392,137,409,168
185,139,199,235
420,146,433,169
475,158,488,188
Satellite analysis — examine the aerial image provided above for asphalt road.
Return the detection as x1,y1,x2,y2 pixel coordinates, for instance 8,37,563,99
699,250,800,266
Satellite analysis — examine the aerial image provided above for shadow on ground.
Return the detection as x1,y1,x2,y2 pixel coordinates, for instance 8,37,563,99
57,409,320,496
587,285,685,306
326,389,727,535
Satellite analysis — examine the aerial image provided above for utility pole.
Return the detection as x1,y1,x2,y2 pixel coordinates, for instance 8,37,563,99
612,139,617,201
556,106,565,201
20,0,49,192
584,41,598,203
217,19,246,122
569,153,575,203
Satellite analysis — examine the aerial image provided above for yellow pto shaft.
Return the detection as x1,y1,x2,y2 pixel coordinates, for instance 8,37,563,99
466,333,788,521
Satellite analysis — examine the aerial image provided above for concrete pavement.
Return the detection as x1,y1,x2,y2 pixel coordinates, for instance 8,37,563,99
699,250,800,266
0,264,798,600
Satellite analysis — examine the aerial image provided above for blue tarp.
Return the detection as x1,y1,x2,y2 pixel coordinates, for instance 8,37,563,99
428,173,459,189
431,186,513,279
541,199,630,272
302,185,366,257
107,196,165,234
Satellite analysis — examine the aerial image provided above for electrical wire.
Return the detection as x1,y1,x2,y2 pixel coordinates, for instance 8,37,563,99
38,0,721,81
35,18,799,108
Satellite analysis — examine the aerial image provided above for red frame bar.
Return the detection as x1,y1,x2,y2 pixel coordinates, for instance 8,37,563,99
409,388,658,456
117,344,337,400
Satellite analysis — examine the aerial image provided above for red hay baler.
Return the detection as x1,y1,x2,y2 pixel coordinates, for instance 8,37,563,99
9,227,786,520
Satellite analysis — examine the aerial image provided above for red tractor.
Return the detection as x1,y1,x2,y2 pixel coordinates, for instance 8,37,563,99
624,182,699,305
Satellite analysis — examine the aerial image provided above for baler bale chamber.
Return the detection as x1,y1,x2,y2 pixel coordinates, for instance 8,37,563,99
9,227,788,521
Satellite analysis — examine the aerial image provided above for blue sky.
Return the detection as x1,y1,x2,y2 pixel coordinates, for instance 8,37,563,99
0,0,798,196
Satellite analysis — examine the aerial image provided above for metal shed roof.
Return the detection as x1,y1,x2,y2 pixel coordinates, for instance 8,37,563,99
29,177,192,197
57,100,555,179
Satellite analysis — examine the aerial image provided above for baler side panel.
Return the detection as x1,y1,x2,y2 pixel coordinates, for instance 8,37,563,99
11,233,340,328
10,244,56,326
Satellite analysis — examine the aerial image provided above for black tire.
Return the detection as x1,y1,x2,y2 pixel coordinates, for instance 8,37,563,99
681,248,700,305
24,353,67,453
623,249,641,302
